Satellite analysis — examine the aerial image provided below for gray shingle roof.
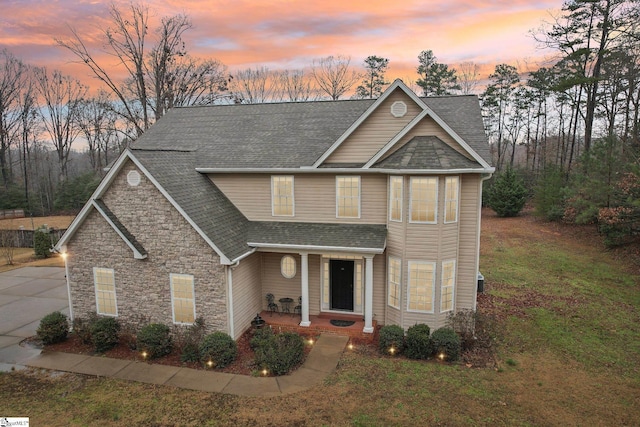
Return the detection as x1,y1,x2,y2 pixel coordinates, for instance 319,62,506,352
131,92,491,168
373,136,481,170
422,95,492,165
133,100,375,168
94,199,148,256
247,222,387,251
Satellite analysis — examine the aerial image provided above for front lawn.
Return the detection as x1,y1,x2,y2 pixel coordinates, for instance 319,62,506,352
1,209,639,426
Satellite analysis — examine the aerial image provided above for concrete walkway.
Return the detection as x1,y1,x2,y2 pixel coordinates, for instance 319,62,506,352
0,267,349,396
26,334,348,396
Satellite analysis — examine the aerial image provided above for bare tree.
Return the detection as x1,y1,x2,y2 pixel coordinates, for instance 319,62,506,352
34,67,87,181
274,69,316,102
0,50,27,188
76,91,120,172
458,61,481,95
230,67,274,104
57,3,227,136
310,55,361,100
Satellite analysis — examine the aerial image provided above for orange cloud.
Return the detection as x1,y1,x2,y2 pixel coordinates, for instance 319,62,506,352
0,0,561,89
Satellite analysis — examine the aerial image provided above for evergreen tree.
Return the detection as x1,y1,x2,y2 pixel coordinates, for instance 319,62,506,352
486,167,528,217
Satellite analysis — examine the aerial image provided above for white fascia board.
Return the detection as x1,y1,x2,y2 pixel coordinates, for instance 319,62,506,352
363,106,491,169
363,109,430,168
197,167,494,175
91,200,147,259
230,247,257,264
419,105,492,169
248,242,385,255
126,152,233,265
311,79,423,168
55,149,134,251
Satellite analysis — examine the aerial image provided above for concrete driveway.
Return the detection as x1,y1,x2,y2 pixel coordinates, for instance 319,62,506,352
0,266,68,371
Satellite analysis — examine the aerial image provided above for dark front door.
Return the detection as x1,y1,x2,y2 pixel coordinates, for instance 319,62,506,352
330,260,354,311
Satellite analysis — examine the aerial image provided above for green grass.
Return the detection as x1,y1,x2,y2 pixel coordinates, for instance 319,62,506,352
1,214,639,426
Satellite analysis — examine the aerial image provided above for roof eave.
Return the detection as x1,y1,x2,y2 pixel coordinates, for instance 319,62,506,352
248,242,385,255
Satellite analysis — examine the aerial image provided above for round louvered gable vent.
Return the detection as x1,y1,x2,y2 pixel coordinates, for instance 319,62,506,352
391,101,407,118
127,170,141,187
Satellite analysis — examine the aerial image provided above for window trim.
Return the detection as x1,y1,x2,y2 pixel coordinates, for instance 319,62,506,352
170,273,196,325
444,176,460,224
440,259,456,313
389,176,403,222
406,261,435,313
387,256,401,309
271,175,295,217
281,255,296,279
409,176,438,224
335,175,361,219
93,267,117,317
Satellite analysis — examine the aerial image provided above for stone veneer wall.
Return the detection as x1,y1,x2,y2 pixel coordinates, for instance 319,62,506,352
66,160,229,334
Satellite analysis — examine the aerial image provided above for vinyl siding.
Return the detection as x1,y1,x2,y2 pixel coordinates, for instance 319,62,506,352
456,174,481,311
325,89,423,164
379,116,474,163
261,252,303,311
231,252,263,338
210,173,387,224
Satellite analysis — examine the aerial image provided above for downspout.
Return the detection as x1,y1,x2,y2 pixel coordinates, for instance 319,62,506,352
226,260,240,339
473,173,493,311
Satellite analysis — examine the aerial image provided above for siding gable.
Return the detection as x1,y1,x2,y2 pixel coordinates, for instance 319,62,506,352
323,88,422,165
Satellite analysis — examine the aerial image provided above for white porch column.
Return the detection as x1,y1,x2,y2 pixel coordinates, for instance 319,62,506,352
299,252,311,327
363,255,374,333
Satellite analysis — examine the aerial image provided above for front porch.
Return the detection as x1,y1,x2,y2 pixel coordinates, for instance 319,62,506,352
257,310,378,343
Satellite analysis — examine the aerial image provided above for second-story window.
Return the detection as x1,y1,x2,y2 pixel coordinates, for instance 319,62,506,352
444,176,459,223
272,176,294,216
389,176,403,222
410,177,438,223
336,176,360,218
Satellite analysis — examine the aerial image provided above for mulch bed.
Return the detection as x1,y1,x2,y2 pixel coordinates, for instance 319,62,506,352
41,328,317,376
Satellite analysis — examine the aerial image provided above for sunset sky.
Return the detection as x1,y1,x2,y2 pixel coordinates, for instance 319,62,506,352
1,0,562,88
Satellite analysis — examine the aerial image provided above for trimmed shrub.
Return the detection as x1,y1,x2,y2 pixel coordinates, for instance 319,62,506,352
446,309,478,351
137,323,172,359
254,332,304,376
90,317,120,353
199,332,237,368
72,315,97,345
378,324,405,355
33,228,51,258
37,311,69,345
250,327,275,351
175,317,206,363
431,327,462,362
405,324,432,359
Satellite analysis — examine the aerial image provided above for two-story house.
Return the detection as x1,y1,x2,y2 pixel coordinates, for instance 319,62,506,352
55,80,494,339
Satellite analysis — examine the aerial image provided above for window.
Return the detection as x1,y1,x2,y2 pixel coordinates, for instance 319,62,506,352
336,176,360,218
281,255,296,278
407,261,435,312
445,176,459,223
388,257,401,309
441,260,456,312
389,176,403,222
171,274,195,324
272,176,294,216
410,177,437,223
94,267,117,316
